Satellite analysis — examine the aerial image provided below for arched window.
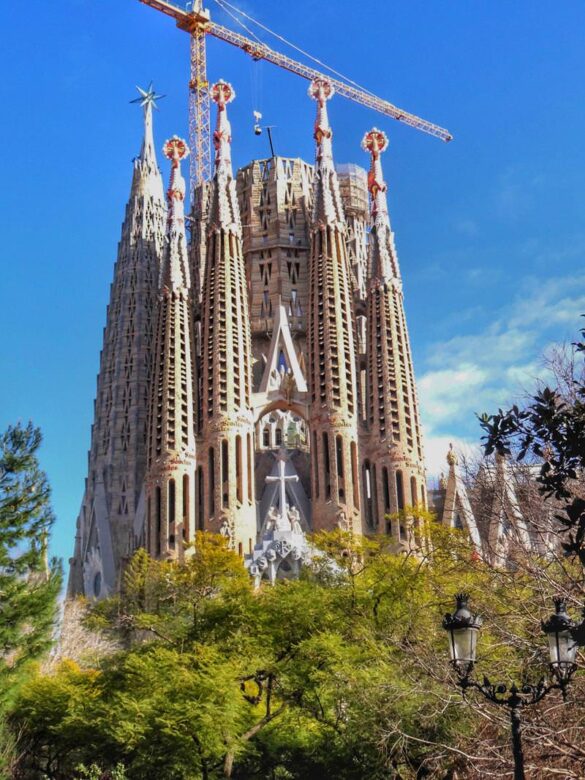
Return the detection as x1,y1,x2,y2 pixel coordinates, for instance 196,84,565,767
363,460,375,529
396,470,405,511
247,433,253,504
275,428,283,446
183,474,190,541
221,439,229,508
197,466,204,529
382,467,390,512
236,435,243,504
323,432,331,500
371,464,378,526
168,480,176,549
313,431,319,498
208,448,215,515
351,442,359,510
263,428,270,448
169,479,176,524
410,476,418,507
155,486,162,556
336,435,344,501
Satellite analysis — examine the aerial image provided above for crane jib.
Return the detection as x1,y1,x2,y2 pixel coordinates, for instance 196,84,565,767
138,0,453,143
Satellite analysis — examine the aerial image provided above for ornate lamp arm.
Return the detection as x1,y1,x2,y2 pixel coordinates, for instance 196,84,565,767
457,674,568,708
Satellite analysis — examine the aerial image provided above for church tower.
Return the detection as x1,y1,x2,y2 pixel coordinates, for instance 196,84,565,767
307,79,362,533
361,129,426,540
68,87,166,597
145,136,197,561
198,81,257,555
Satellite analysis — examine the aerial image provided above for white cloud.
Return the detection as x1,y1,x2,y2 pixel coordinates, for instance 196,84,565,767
418,363,488,424
418,272,585,453
423,433,481,481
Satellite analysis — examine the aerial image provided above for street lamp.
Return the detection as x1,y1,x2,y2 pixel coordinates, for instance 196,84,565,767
443,593,482,676
442,594,583,780
541,596,578,693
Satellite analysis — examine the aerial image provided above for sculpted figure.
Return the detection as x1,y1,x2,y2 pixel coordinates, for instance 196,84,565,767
288,506,303,535
275,504,291,532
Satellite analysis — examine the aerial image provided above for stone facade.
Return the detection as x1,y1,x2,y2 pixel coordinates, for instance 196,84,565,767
429,444,559,566
361,129,426,547
69,77,429,595
145,136,197,561
68,98,166,598
196,82,257,555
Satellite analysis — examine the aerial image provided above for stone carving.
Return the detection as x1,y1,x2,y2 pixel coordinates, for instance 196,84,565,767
288,506,303,535
273,540,292,558
281,370,296,402
219,519,232,541
336,510,349,532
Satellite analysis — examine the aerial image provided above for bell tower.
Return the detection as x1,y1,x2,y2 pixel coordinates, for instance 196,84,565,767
307,79,362,533
197,81,257,555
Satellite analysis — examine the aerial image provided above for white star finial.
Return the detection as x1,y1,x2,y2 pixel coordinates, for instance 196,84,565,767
130,82,166,111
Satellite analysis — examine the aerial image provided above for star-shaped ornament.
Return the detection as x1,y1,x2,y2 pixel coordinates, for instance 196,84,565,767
130,82,166,110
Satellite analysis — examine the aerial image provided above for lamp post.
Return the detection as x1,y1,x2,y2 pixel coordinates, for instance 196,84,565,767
442,594,583,780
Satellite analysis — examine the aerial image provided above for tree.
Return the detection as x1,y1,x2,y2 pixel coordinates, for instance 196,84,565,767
479,318,585,563
0,423,62,773
10,526,585,779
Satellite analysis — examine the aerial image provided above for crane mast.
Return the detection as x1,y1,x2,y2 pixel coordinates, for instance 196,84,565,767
139,0,453,194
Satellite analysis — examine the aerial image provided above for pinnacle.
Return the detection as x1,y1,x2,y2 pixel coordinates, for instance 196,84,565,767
309,78,345,228
160,136,190,292
131,89,165,204
363,128,400,284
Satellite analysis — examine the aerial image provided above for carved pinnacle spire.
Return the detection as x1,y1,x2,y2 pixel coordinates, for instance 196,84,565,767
208,80,240,231
308,78,344,227
131,83,165,170
309,78,334,165
161,136,190,291
362,128,389,218
362,128,400,283
211,80,235,177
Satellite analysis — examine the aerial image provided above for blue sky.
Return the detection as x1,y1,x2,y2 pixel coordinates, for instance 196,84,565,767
1,0,585,566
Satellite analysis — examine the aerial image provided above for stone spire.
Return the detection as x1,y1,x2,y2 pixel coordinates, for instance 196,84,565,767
198,81,257,555
145,136,197,561
441,444,482,552
361,129,425,539
307,78,361,533
487,453,532,566
130,83,165,201
68,87,167,597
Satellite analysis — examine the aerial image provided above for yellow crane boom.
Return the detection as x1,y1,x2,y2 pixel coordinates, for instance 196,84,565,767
139,0,453,190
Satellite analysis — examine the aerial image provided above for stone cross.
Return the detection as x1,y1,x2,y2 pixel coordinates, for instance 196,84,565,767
265,450,299,525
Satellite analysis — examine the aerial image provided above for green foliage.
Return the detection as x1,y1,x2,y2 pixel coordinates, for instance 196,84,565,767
479,317,585,562
11,526,577,779
0,422,62,774
76,764,128,780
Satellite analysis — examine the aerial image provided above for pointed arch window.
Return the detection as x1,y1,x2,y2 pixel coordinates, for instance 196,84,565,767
396,470,405,511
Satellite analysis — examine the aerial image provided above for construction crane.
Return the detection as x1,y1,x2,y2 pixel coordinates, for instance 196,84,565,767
139,0,453,192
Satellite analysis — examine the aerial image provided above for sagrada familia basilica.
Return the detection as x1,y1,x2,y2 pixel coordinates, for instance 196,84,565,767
68,79,544,599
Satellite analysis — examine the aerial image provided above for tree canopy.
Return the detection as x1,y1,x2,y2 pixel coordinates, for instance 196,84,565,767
9,527,584,779
0,423,62,774
480,319,585,563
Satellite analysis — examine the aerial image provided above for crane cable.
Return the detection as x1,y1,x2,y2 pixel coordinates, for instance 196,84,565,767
213,0,264,46
212,0,377,98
